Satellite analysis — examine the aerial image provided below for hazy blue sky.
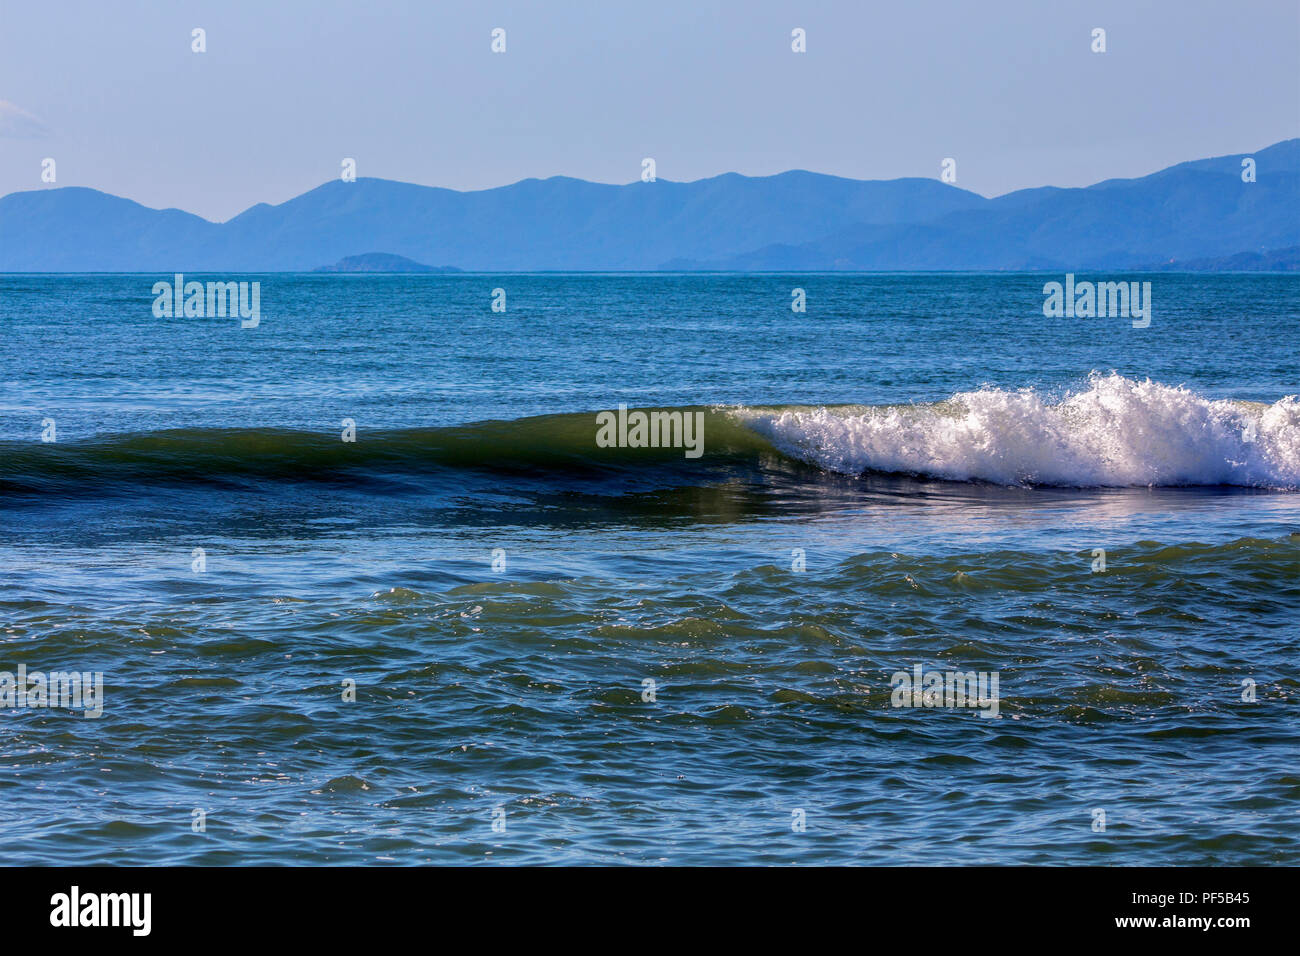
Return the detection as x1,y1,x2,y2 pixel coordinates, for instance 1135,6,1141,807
1,0,1296,221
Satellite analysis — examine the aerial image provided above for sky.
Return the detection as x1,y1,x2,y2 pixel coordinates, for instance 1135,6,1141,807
1,0,1297,222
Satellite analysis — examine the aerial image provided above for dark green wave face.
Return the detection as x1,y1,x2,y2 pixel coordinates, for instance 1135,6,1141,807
0,410,770,498
0,273,1297,865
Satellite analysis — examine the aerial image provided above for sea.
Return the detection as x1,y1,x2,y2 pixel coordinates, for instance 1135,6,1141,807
1,272,1296,864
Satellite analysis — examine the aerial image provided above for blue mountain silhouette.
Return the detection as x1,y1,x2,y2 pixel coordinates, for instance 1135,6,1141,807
1,140,1295,271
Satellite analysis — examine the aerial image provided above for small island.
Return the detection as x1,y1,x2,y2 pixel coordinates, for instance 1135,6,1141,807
313,252,462,273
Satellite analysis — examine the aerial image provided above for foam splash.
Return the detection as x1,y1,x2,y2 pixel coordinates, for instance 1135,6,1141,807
739,374,1300,488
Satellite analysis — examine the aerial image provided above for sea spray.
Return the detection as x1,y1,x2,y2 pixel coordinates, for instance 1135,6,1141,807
739,374,1300,488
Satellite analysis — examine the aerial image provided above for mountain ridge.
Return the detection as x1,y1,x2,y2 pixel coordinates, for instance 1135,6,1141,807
1,140,1296,271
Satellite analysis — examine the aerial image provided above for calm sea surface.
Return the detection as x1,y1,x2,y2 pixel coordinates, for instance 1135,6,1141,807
1,273,1297,864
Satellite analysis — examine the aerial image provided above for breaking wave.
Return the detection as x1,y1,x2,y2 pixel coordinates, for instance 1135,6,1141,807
4,376,1298,500
739,374,1300,488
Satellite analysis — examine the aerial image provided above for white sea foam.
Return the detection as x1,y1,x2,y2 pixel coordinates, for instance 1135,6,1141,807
739,374,1300,488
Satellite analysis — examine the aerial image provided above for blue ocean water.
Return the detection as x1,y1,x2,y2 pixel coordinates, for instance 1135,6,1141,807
0,273,1297,864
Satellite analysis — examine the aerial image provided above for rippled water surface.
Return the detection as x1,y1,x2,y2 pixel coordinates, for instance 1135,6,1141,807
1,274,1297,864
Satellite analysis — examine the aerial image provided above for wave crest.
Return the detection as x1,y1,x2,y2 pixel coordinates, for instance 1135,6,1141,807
739,374,1300,488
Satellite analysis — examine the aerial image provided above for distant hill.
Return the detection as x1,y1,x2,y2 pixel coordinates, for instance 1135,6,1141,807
313,252,461,273
1,139,1296,271
668,140,1300,271
1140,245,1300,272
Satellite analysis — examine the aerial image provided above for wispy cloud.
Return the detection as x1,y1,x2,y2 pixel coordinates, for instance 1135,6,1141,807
0,100,52,138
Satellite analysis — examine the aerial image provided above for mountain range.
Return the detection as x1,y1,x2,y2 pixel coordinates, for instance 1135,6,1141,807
1,140,1296,272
